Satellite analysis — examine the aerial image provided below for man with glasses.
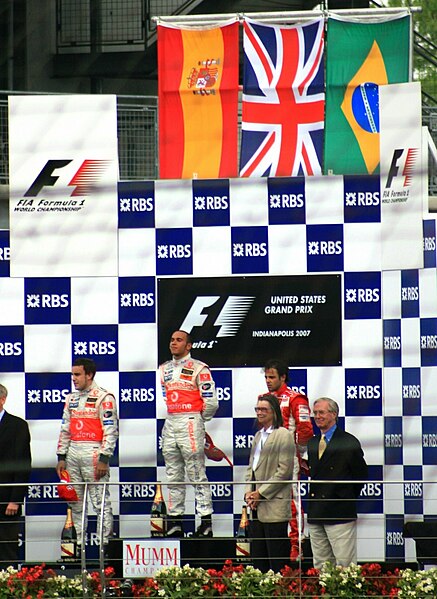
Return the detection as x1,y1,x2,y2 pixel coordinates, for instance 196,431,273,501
307,397,367,569
245,394,295,572
263,359,313,561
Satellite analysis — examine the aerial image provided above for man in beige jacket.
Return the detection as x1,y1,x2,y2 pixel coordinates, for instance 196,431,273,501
245,393,295,573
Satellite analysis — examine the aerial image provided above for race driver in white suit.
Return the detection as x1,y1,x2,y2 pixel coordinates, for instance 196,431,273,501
160,330,218,538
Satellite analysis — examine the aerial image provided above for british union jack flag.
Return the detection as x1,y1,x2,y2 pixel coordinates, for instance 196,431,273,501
240,18,325,178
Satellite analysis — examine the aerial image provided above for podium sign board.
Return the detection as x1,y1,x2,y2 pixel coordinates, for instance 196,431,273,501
123,539,180,578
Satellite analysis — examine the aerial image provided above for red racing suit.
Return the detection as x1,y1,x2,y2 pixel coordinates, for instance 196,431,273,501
160,353,218,517
57,381,118,546
272,383,313,549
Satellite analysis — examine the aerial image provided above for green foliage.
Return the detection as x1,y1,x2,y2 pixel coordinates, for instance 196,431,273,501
385,0,437,100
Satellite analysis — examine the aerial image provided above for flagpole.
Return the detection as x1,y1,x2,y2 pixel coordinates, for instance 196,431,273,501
153,7,421,27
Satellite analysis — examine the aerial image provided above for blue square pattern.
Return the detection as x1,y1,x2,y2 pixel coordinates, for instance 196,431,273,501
0,325,24,372
343,175,381,223
119,276,156,324
71,324,119,372
192,179,230,227
25,372,71,420
3,174,436,564
423,219,436,269
118,180,155,229
383,320,402,368
306,224,344,272
0,230,10,277
267,176,306,225
385,515,405,561
344,271,381,320
24,277,71,325
231,226,269,274
156,228,193,275
401,270,419,319
384,416,403,466
404,465,423,515
345,368,383,417
401,367,421,416
119,371,156,419
420,318,437,366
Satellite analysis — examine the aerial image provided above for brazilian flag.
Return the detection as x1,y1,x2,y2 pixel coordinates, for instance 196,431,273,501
324,15,410,175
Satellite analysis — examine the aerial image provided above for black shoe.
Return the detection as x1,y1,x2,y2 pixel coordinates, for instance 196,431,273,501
166,517,184,538
192,516,213,538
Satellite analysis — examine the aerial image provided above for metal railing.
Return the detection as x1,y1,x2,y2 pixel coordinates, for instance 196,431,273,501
0,92,157,186
2,479,437,598
0,92,436,192
55,1,437,104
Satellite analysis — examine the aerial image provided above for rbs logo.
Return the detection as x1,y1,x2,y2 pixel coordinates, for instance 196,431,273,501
346,288,380,303
27,294,69,308
321,241,342,255
157,244,191,259
308,240,342,255
0,247,10,260
232,243,267,257
360,483,382,497
120,293,154,307
194,196,228,210
216,386,231,401
0,342,22,356
119,197,153,212
269,193,304,209
345,191,379,206
74,341,116,355
401,287,419,301
122,484,155,499
211,484,232,497
120,388,155,402
424,236,436,251
347,385,381,400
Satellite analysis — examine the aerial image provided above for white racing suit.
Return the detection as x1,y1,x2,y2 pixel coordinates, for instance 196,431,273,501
160,353,218,517
57,381,118,546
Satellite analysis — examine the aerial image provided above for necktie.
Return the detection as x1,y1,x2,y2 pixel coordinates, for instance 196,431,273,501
318,434,327,459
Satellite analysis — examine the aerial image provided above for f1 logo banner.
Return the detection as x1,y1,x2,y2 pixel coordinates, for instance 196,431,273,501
8,95,119,277
158,275,341,367
380,82,423,271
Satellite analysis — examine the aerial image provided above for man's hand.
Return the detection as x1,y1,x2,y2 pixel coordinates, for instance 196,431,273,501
96,461,109,480
245,490,262,510
5,502,19,516
56,460,66,478
300,458,310,477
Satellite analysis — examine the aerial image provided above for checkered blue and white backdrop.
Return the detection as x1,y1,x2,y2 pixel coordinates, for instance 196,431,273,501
1,174,436,563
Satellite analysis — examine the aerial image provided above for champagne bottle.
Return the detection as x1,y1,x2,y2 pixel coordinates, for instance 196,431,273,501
235,505,250,563
61,506,77,561
150,482,167,537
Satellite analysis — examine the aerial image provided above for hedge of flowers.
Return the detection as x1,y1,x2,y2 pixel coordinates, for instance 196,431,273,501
1,560,437,598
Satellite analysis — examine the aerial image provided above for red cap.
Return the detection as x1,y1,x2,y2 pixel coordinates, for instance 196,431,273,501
204,433,233,466
57,470,79,502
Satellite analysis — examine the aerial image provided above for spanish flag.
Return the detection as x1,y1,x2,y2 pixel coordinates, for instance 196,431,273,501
324,14,410,176
158,19,239,179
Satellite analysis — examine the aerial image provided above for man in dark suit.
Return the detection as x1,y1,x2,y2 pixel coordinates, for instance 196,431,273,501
0,383,32,569
307,397,367,569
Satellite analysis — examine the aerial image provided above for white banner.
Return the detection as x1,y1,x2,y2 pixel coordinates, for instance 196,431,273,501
9,95,119,277
380,82,423,271
123,540,180,578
